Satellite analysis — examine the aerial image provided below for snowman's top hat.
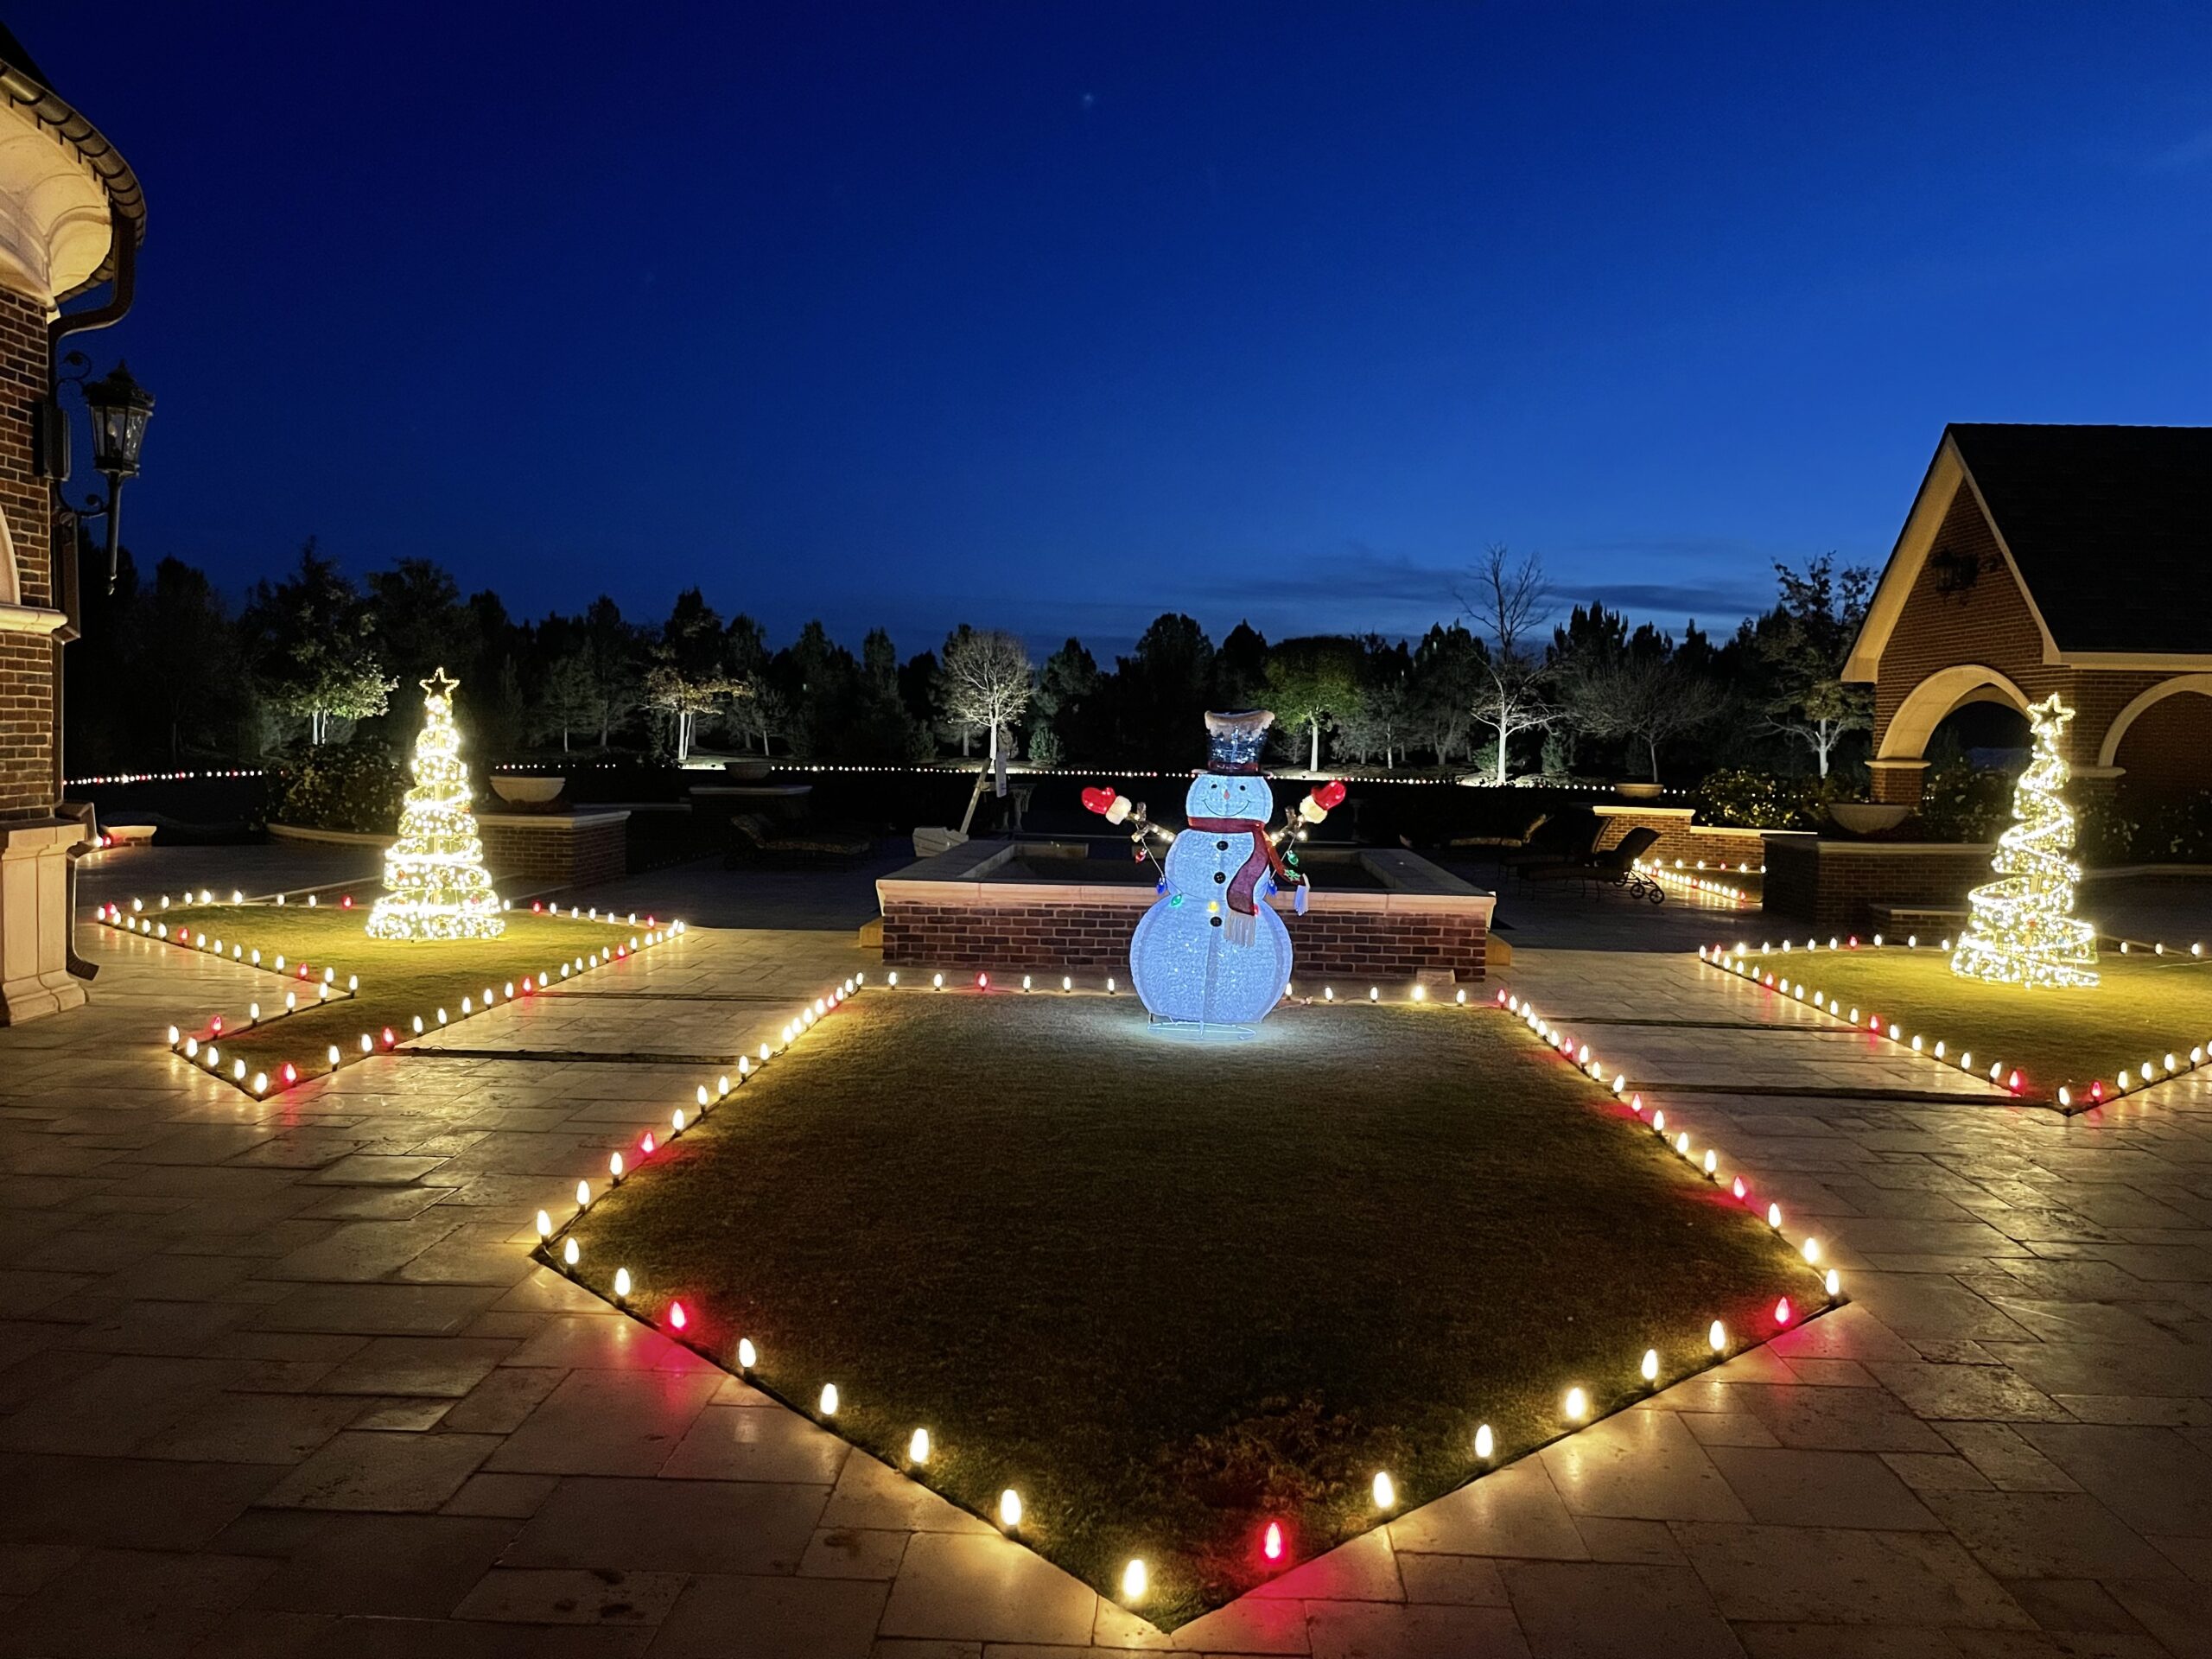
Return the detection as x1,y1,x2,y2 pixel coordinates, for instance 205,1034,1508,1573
1205,709,1274,773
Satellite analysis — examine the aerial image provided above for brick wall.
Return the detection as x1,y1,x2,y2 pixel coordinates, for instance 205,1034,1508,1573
1762,836,1994,933
2108,688,2212,800
0,289,53,826
1871,478,2202,789
1875,484,2058,753
479,814,628,889
1591,806,1771,872
882,897,1489,982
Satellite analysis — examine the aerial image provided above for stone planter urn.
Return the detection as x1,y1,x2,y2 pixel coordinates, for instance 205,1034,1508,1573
1824,802,1910,836
722,758,772,782
490,776,564,809
1615,781,1664,801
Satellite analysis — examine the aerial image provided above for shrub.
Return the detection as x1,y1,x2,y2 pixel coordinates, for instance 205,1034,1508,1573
269,735,406,834
1694,767,1824,830
1916,761,2012,842
2107,791,2212,865
2075,793,2139,867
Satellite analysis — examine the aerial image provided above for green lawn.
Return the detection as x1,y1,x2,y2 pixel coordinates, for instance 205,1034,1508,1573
1717,941,2212,1106
122,904,664,1086
563,993,1821,1628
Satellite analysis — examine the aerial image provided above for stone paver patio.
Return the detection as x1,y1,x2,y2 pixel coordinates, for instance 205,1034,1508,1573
2,852,2209,1656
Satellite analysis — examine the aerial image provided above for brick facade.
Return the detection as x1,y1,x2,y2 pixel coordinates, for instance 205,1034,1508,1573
880,894,1489,983
1590,805,1772,873
0,288,54,826
1871,479,2212,801
1761,835,1995,934
878,840,1493,984
2107,690,2212,799
478,812,629,891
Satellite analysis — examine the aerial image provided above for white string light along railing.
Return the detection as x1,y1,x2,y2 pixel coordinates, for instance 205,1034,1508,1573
99,887,683,1098
1697,935,2209,1114
536,963,1839,1608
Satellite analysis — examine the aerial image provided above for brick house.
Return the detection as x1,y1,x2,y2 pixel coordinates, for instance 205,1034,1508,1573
0,28,143,1021
1846,423,2212,807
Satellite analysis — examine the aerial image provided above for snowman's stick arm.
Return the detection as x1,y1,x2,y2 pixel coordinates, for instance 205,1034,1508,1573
1267,810,1311,886
1118,803,1173,880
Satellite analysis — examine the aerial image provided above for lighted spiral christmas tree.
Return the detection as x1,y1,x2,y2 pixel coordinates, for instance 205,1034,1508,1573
1948,694,2096,989
365,668,506,942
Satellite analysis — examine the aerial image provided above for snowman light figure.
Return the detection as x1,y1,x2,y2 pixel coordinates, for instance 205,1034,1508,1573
1082,709,1347,1027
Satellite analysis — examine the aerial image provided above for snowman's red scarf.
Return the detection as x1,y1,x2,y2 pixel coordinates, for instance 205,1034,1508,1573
1186,816,1289,918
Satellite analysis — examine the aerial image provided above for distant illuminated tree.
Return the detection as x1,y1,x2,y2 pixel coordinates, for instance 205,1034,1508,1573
1263,637,1363,771
938,627,1033,772
1459,543,1554,785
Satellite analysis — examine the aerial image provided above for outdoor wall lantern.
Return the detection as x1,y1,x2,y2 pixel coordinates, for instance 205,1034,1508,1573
67,357,156,594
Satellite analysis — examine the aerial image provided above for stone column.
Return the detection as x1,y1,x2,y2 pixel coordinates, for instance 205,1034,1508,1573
1867,758,1930,807
0,817,86,1022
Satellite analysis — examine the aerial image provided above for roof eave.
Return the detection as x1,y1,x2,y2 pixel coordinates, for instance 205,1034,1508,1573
1844,426,2066,682
0,58,143,301
1841,431,1965,683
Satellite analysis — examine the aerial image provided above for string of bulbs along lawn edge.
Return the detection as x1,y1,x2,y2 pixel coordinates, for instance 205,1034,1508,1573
1700,934,2212,1109
534,968,1845,1616
93,888,683,1099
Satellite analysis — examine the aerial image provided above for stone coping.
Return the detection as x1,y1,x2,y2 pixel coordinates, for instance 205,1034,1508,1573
878,839,1497,918
268,822,394,849
1764,834,1995,857
0,817,92,852
1591,804,1813,838
0,602,67,636
270,811,626,850
474,809,632,830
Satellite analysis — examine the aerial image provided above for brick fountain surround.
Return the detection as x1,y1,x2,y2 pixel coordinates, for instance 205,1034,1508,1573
877,838,1496,983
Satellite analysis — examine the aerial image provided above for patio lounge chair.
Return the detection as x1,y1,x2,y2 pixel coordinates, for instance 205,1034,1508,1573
1500,812,1604,879
1448,808,1551,851
1521,825,1667,902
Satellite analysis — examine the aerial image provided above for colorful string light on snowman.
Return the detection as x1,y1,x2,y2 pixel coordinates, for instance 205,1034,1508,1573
1084,709,1346,1027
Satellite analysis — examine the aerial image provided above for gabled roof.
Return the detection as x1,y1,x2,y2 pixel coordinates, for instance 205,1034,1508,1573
1846,423,2212,680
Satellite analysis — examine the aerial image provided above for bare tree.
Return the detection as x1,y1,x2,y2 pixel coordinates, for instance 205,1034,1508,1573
938,628,1033,773
1559,653,1722,783
1457,544,1554,785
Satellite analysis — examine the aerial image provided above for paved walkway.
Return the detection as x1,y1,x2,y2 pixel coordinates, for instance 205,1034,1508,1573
1,860,2209,1656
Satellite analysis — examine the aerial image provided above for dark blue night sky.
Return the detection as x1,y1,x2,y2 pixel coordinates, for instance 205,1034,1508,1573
34,2,2212,655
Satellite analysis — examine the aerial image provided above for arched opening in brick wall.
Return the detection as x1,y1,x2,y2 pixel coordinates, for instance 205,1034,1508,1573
1927,698,2031,770
2100,675,2212,801
0,505,19,607
1878,664,2030,763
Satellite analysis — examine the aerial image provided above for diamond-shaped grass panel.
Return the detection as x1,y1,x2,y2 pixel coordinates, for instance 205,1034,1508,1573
1713,938,2212,1108
562,992,1820,1629
118,903,656,1085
